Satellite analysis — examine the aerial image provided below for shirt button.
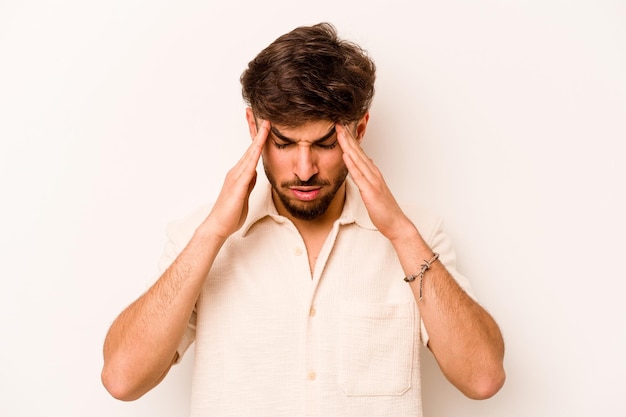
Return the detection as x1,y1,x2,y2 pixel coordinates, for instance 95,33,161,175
309,307,316,317
294,247,303,256
308,372,317,381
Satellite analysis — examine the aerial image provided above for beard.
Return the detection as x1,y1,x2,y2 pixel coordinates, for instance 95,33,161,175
263,164,349,221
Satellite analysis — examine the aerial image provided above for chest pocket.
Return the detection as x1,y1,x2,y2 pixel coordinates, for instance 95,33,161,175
338,301,416,396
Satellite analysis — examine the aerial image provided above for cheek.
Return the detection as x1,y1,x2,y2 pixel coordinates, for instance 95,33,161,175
263,147,285,165
319,151,346,171
262,147,290,175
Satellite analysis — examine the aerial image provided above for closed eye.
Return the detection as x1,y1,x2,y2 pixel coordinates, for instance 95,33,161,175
269,125,337,151
272,139,294,149
315,140,338,150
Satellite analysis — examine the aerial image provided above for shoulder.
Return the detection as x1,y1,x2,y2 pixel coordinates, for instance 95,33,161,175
398,202,444,245
165,203,213,248
155,203,213,276
399,202,476,298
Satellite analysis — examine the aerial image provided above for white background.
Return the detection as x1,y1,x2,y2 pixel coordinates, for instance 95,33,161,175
1,1,625,416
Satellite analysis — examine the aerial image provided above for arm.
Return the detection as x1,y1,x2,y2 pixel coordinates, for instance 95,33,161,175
336,123,505,399
101,121,270,401
389,227,505,399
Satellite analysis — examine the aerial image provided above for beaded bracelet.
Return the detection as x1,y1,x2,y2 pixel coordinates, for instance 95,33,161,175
403,252,440,301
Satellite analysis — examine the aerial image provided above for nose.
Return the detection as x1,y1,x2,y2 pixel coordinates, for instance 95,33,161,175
293,145,318,182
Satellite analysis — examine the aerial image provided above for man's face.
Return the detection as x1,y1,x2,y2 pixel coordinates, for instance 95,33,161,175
261,120,349,221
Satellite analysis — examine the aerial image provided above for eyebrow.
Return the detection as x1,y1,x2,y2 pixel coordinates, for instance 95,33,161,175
270,125,337,144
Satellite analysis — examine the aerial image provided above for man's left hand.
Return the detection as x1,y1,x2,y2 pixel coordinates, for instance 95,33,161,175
336,123,413,242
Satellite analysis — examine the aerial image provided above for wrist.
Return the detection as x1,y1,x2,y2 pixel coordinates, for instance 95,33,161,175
388,222,435,264
195,217,230,247
387,218,421,245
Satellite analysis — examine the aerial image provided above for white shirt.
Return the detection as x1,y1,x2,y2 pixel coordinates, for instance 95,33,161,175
157,175,474,417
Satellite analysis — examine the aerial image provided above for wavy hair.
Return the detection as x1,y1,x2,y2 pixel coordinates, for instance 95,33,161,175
241,23,376,126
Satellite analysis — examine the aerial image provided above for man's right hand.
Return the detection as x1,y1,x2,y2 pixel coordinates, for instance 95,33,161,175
101,120,270,401
203,120,270,240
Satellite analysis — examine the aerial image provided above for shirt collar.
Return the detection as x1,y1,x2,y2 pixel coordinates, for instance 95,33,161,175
241,174,377,236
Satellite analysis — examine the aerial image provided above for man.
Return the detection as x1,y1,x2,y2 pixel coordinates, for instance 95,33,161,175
102,22,505,416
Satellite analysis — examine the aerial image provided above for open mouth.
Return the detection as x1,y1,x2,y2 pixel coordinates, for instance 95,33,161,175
290,187,321,201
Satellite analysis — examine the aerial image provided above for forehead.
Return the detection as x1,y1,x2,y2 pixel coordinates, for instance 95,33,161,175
270,120,336,143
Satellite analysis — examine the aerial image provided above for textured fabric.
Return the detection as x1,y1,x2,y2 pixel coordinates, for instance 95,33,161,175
157,175,474,417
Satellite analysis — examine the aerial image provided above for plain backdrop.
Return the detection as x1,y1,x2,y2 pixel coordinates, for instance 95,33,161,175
1,1,625,416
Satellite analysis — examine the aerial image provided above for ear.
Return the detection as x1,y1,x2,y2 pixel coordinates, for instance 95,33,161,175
245,108,258,139
355,112,370,143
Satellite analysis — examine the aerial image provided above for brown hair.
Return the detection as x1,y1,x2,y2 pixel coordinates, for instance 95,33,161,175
240,22,376,127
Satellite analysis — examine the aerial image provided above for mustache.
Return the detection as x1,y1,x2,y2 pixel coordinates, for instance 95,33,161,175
280,176,330,188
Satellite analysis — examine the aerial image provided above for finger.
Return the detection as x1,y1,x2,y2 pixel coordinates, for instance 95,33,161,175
244,119,270,168
342,151,365,183
241,119,270,163
335,123,358,152
337,124,374,167
336,124,370,183
336,124,378,184
245,119,270,171
252,119,270,150
231,120,271,178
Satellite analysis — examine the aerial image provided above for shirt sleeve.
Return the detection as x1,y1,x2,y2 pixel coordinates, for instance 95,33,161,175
154,211,207,364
